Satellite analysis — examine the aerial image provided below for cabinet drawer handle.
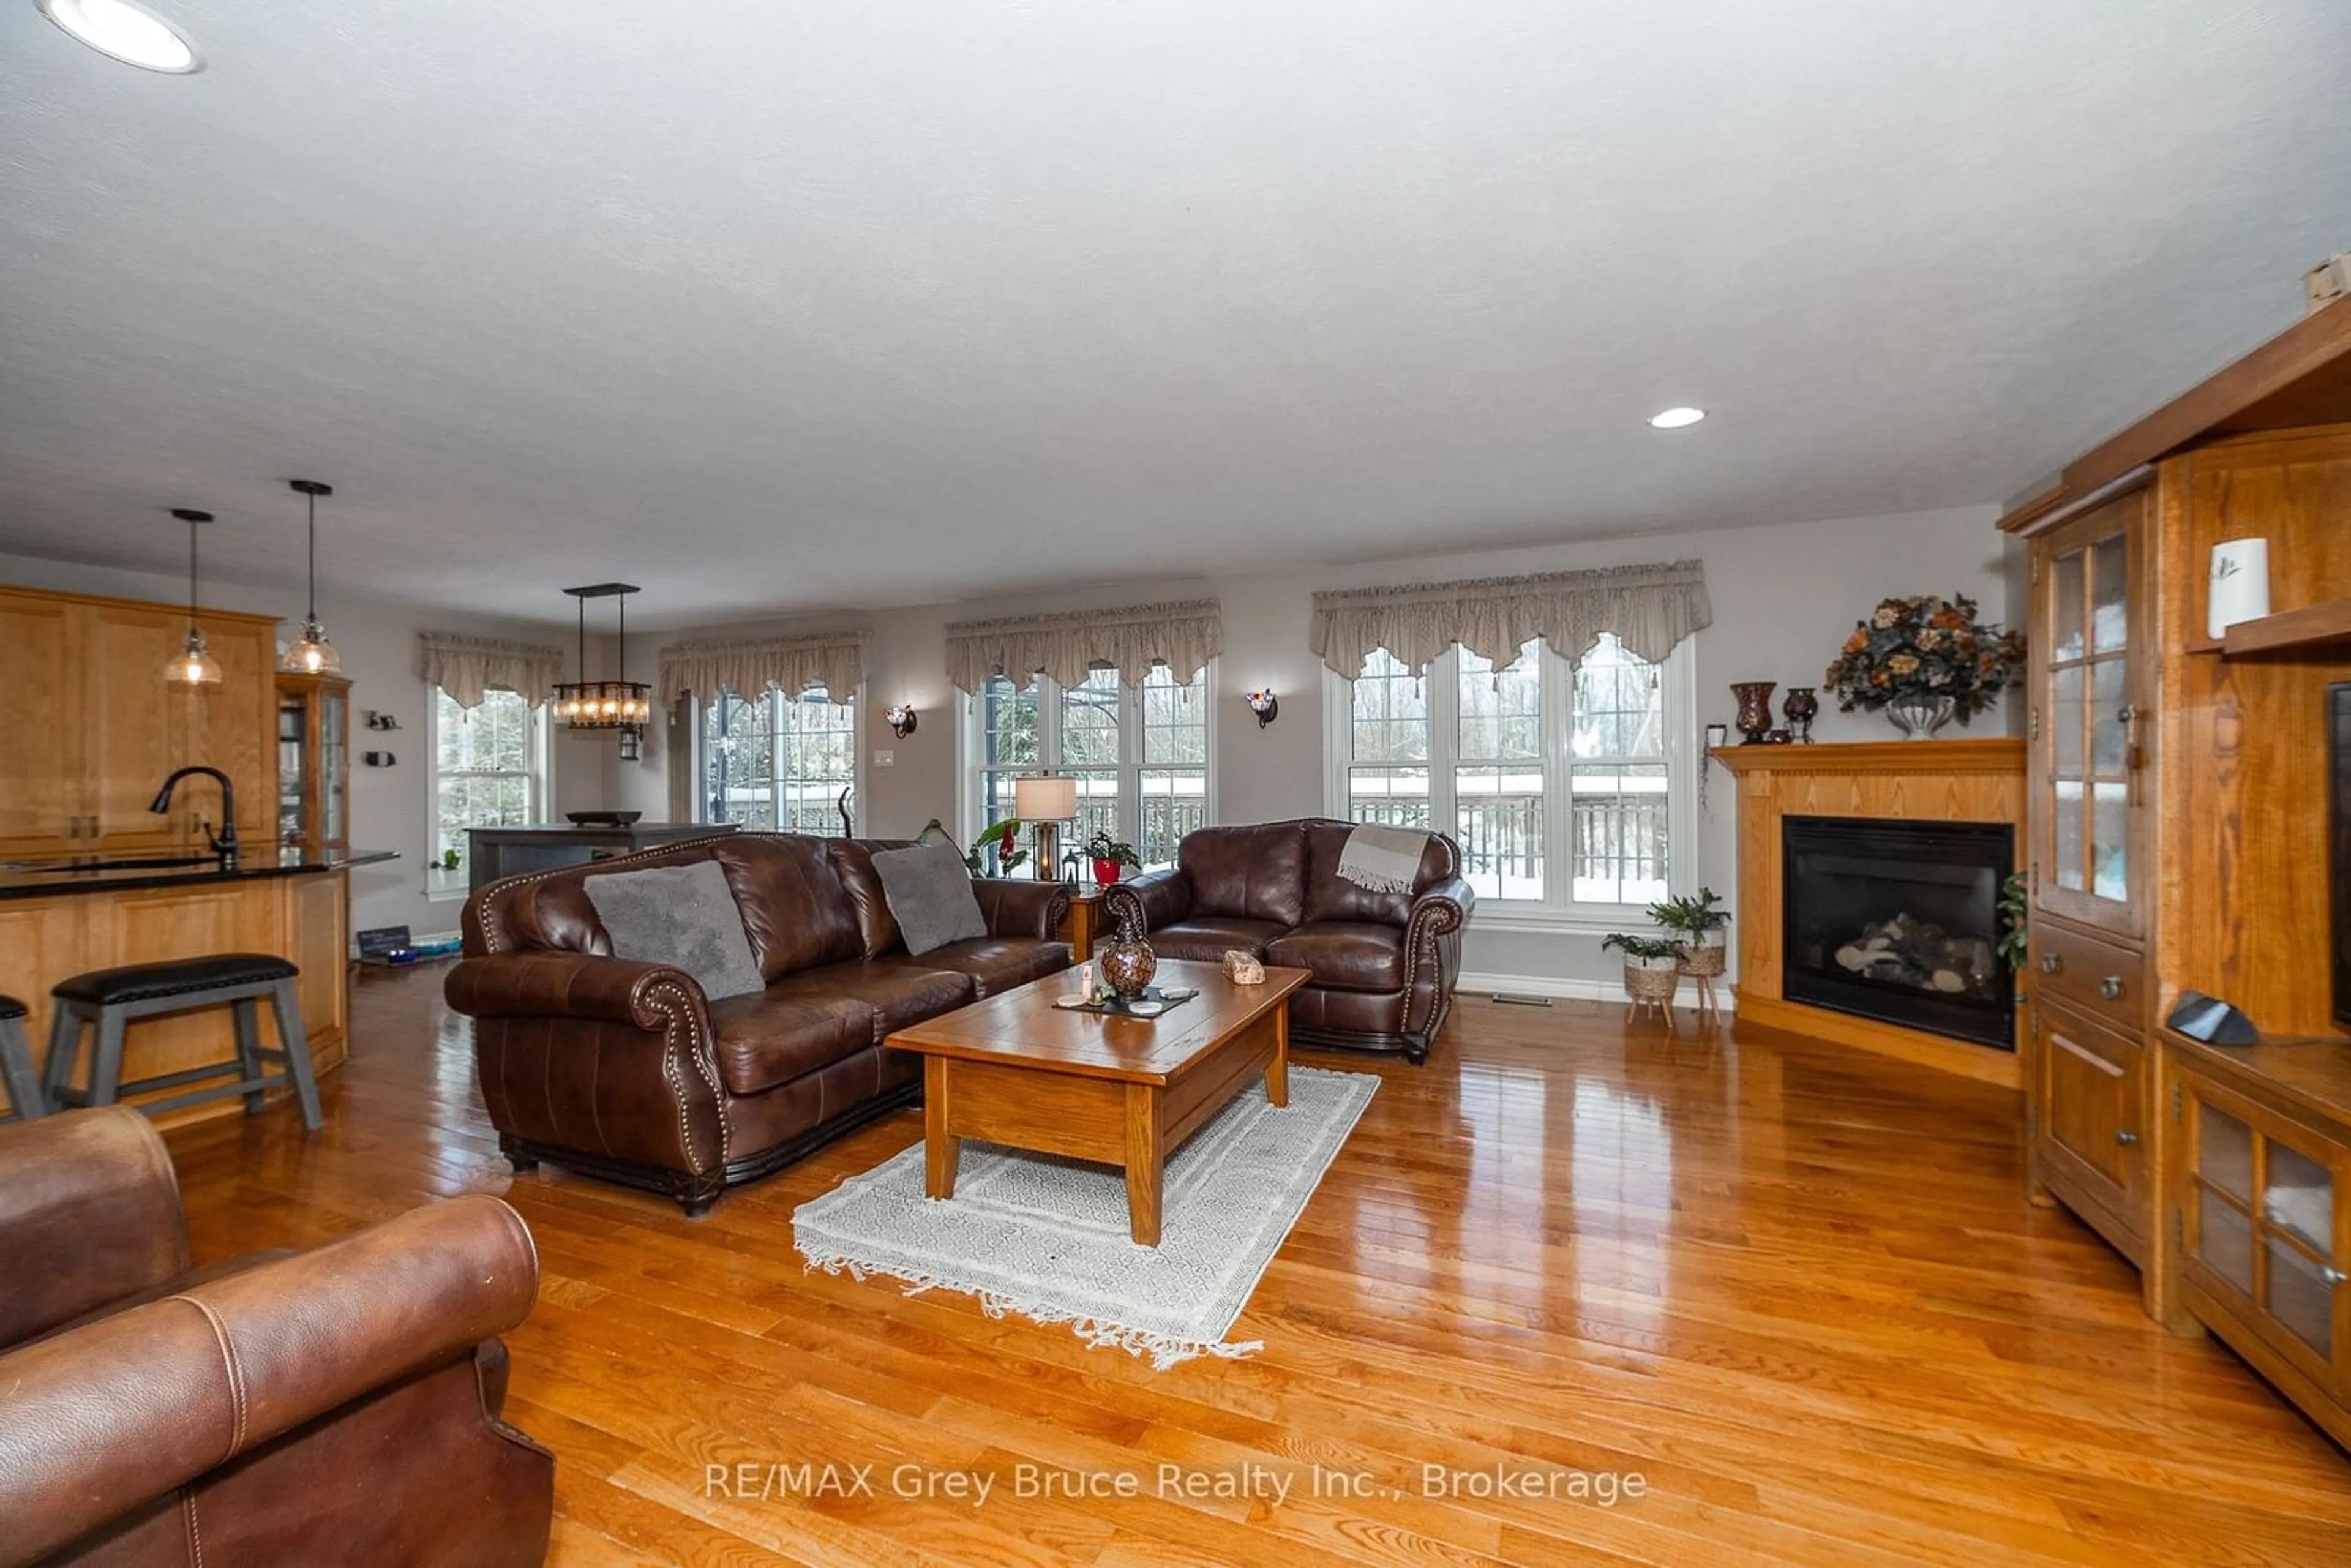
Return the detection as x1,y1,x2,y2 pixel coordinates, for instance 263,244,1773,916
2323,1266,2349,1287
2099,976,2124,1000
2050,1032,2126,1078
2041,953,2063,975
2115,1130,2139,1146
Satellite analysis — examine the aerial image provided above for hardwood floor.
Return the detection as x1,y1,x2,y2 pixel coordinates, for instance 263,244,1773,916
162,968,2351,1567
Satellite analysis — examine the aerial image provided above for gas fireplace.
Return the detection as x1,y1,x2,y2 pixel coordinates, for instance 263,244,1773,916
1780,815,2015,1049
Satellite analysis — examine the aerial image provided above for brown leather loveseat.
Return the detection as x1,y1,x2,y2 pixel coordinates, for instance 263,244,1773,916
446,833,1071,1214
0,1106,553,1568
1101,819,1474,1063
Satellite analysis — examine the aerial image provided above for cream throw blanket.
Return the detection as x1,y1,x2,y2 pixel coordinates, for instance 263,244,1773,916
1336,825,1430,895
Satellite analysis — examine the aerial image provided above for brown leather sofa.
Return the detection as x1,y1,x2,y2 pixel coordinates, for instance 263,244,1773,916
0,1106,552,1568
1100,819,1474,1063
446,833,1071,1214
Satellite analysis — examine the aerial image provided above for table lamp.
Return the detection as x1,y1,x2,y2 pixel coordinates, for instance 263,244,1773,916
1012,775,1078,882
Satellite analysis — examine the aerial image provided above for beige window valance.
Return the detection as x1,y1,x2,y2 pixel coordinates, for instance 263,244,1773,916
944,598,1221,694
416,632,566,710
656,631,869,709
1309,560,1712,677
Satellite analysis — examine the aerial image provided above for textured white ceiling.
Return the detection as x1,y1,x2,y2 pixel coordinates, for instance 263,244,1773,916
2,1,2346,628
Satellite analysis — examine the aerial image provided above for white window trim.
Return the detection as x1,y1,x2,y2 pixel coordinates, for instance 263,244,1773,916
959,662,1218,866
424,682,555,903
1322,641,1698,930
688,683,869,836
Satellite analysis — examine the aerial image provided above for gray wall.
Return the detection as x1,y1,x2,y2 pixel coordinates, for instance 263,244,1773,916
0,550,607,939
615,503,2016,988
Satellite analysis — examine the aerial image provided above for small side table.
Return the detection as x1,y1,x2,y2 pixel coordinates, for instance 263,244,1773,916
1059,887,1108,960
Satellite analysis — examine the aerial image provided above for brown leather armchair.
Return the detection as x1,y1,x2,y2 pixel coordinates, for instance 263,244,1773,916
1102,819,1474,1063
0,1107,554,1568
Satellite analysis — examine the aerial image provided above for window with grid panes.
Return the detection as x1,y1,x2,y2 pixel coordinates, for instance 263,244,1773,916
1331,634,1681,910
968,665,1212,874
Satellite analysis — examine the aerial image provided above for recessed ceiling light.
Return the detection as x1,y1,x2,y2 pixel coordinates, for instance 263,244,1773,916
36,0,203,73
1648,407,1706,430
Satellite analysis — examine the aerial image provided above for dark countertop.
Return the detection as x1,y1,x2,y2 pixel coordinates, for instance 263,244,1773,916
0,847,397,901
468,822,735,837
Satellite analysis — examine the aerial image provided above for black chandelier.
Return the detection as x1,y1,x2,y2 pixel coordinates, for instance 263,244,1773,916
551,583,652,758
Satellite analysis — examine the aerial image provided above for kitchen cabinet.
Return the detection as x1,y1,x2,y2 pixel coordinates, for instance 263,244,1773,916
277,672,351,849
0,585,279,859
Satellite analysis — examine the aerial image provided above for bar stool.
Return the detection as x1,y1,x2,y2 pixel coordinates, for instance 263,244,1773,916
44,955,322,1131
0,994,45,1123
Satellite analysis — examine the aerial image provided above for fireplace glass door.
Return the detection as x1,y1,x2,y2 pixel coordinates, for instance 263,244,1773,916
1782,816,2016,1048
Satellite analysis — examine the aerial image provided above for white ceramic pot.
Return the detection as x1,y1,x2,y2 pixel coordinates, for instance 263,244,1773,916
2208,538,2271,637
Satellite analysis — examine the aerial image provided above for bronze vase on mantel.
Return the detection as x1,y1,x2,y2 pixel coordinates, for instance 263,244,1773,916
1782,686,1820,743
1730,681,1777,745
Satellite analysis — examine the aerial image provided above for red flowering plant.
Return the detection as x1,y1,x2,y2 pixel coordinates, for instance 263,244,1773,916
1822,593,2025,721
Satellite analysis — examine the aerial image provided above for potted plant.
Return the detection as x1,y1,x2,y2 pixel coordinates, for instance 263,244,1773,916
1084,830,1142,886
1822,593,2027,740
1997,870,2028,1004
1602,932,1684,1013
1649,887,1731,978
962,818,1028,879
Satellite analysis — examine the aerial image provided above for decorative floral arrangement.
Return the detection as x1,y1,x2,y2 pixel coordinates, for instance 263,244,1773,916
1823,593,2025,719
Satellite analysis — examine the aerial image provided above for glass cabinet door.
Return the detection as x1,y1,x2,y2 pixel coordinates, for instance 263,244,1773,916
273,675,351,849
2191,1100,2258,1295
2184,1078,2349,1382
2036,492,2146,937
2263,1141,2340,1360
278,693,308,846
320,688,348,846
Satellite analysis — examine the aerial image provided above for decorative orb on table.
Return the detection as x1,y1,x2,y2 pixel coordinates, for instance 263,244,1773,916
1099,916,1158,1000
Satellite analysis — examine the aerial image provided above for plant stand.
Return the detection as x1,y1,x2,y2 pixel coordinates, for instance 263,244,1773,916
1678,943,1725,1027
1623,961,1680,1026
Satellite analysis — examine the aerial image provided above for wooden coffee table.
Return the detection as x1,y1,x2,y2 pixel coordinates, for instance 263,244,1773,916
885,958,1311,1246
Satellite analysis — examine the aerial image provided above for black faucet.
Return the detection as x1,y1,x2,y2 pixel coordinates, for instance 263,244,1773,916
149,766,239,869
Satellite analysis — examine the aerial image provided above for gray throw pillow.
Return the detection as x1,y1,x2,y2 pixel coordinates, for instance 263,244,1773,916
871,839,988,956
583,860,765,1000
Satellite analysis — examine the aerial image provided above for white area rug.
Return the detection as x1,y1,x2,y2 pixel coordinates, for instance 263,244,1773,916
793,1065,1378,1368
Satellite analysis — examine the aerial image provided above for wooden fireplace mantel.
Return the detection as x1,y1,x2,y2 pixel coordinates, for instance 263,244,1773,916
1712,737,2027,1088
1710,736,2025,778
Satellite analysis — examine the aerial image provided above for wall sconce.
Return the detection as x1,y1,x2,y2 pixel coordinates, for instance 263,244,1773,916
885,704,918,738
1246,689,1278,727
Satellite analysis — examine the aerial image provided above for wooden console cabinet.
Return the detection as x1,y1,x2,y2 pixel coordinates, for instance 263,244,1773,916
2170,1032,2351,1449
2002,298,2351,1440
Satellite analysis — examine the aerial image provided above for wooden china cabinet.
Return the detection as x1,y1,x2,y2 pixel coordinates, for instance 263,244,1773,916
2002,296,2351,1445
276,670,351,850
2022,481,2158,1273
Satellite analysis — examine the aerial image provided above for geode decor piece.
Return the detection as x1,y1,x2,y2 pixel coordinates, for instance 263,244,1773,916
1099,915,1159,999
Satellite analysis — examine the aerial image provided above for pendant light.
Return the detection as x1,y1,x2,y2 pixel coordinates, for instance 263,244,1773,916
162,508,223,686
550,583,653,759
280,478,342,673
